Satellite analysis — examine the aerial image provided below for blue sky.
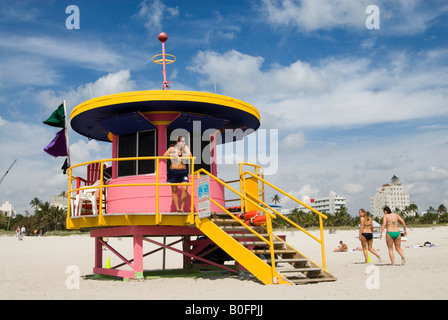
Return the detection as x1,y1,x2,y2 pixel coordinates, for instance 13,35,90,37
1,0,447,215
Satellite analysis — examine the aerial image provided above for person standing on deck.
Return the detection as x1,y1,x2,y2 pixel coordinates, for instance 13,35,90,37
164,136,192,212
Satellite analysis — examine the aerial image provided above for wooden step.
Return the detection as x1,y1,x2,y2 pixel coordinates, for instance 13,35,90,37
212,218,241,225
251,249,297,255
262,258,309,265
238,240,284,247
210,212,236,218
231,233,269,239
278,267,322,274
220,225,264,232
289,277,336,285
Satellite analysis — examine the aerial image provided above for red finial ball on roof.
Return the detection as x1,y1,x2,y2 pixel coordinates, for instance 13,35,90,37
158,32,168,42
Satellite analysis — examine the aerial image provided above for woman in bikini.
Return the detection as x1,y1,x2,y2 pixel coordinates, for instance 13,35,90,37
380,206,407,266
358,209,382,263
164,136,192,212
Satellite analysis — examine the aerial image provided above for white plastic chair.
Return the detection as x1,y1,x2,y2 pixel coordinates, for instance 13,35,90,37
74,181,100,216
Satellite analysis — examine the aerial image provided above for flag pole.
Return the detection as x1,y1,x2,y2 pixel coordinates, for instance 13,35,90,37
63,100,71,168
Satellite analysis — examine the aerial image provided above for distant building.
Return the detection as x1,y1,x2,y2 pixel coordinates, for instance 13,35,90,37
313,190,346,214
370,175,410,218
50,195,68,209
297,191,346,214
0,201,16,218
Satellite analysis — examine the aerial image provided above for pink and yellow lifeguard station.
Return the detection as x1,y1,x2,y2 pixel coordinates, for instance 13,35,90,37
66,33,335,285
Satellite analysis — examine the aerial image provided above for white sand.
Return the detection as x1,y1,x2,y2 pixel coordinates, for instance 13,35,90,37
1,226,447,300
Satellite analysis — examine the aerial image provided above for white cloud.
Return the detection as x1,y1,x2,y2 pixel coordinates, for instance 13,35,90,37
189,50,327,98
0,56,61,87
187,47,448,213
0,34,124,72
189,48,448,129
344,183,364,195
298,183,319,197
260,0,448,35
0,70,134,214
364,157,397,170
189,50,265,96
261,0,369,32
0,117,65,213
37,70,136,114
280,131,306,151
137,0,179,33
70,140,110,165
0,118,52,159
410,166,448,182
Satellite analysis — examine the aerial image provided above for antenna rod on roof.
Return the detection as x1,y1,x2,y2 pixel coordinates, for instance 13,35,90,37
152,32,176,90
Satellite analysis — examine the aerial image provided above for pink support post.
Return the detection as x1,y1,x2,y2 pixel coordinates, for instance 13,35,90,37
95,237,103,269
133,235,144,279
157,124,167,176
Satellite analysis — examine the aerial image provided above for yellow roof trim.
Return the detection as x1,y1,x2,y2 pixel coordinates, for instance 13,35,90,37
70,90,260,122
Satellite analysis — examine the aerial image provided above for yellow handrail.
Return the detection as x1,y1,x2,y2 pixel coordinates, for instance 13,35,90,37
67,156,196,224
194,168,278,280
241,170,328,220
239,169,328,270
194,168,275,219
238,162,265,211
67,158,328,273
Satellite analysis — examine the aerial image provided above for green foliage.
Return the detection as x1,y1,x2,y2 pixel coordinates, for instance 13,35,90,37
1,197,66,234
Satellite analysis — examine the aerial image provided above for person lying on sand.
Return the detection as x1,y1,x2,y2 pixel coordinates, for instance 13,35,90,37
334,241,348,252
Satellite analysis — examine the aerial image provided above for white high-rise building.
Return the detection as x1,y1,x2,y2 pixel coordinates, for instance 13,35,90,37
297,191,346,214
0,201,16,218
370,175,410,218
313,190,346,214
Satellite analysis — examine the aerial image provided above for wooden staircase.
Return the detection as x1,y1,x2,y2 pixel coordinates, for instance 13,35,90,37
196,212,336,285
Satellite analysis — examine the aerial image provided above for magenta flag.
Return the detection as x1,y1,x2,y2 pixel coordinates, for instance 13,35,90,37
44,129,68,157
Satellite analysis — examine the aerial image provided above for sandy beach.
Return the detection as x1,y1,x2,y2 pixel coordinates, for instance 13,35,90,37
1,226,447,300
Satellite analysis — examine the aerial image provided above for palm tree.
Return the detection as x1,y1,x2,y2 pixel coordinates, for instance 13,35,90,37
407,203,418,215
47,206,66,230
30,197,42,212
271,194,281,205
332,206,353,226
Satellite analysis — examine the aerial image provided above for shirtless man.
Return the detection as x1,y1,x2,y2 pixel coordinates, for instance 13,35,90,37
163,136,192,212
334,241,348,252
380,206,407,266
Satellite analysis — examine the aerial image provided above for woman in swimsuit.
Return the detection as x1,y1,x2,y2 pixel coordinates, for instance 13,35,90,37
164,136,192,212
358,209,382,263
380,206,407,266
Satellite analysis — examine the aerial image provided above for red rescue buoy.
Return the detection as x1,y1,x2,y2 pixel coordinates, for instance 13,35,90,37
238,210,259,220
244,215,267,226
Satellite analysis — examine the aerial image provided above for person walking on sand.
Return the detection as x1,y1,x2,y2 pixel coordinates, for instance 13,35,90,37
358,209,382,263
164,136,192,212
380,206,407,266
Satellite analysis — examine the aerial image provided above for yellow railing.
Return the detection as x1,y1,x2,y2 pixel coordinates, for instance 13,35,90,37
67,158,328,273
67,156,196,224
194,168,279,282
237,164,328,271
238,163,266,210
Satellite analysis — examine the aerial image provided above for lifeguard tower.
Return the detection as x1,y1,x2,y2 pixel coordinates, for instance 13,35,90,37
66,33,336,285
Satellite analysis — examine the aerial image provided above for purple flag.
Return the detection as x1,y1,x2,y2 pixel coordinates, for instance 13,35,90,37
44,129,68,157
